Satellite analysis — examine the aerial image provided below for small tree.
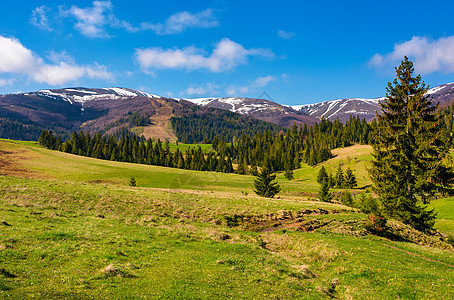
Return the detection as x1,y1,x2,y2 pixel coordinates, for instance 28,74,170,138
284,168,294,180
340,190,353,206
335,165,344,188
318,180,333,202
317,166,329,184
254,166,281,198
129,176,136,187
344,167,357,189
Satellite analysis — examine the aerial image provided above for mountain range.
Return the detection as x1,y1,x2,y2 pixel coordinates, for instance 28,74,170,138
1,82,453,141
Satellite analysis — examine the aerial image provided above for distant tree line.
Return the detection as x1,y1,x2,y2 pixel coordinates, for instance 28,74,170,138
39,130,235,173
170,106,283,144
39,113,373,176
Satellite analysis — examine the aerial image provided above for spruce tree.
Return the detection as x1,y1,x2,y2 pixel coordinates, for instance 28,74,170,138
129,176,136,187
318,179,332,202
344,167,357,189
335,165,344,188
317,166,329,184
369,57,454,232
284,168,294,180
253,166,281,198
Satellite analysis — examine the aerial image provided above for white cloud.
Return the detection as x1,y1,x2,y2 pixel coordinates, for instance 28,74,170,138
135,38,274,74
32,3,217,38
56,1,138,38
0,35,112,85
30,5,53,31
47,50,75,64
277,30,295,40
181,82,220,96
141,9,219,35
0,78,16,87
226,75,276,96
32,62,112,85
369,35,454,74
0,36,41,74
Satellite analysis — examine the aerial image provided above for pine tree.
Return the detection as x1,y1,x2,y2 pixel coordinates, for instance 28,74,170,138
253,166,281,198
129,176,136,187
317,166,329,184
318,180,332,202
335,165,344,188
344,167,357,189
369,57,454,232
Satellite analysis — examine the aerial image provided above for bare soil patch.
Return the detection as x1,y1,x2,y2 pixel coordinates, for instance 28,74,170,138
141,99,177,142
0,148,39,178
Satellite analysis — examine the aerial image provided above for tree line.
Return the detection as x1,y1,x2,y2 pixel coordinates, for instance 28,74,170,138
39,112,373,177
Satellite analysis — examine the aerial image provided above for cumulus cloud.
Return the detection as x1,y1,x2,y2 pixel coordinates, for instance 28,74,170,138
0,35,112,85
277,30,295,40
135,38,274,74
63,0,137,38
226,75,276,96
141,9,219,35
369,35,454,74
30,5,53,31
31,2,217,38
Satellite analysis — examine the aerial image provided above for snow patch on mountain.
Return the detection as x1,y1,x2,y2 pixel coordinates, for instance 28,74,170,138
31,87,160,105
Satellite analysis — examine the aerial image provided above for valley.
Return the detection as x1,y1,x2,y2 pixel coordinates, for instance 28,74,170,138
1,139,453,298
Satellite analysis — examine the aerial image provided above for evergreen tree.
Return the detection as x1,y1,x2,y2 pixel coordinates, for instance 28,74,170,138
253,166,281,198
340,190,353,206
344,167,357,189
318,180,332,202
284,168,294,180
335,165,344,188
129,176,136,187
317,166,329,184
369,57,454,232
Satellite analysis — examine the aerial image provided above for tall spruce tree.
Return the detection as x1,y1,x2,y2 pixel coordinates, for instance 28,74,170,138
317,166,329,184
335,165,344,188
318,180,333,202
369,57,453,232
253,166,281,198
344,167,357,189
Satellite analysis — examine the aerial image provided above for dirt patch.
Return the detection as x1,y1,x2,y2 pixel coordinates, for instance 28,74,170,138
0,148,39,178
222,209,365,236
141,99,177,142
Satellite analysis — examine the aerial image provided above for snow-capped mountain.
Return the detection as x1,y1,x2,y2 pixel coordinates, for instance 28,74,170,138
291,97,383,122
181,96,318,127
291,82,454,122
28,87,160,105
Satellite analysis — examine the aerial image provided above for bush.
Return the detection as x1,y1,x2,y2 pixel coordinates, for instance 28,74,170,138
364,214,387,234
340,191,353,206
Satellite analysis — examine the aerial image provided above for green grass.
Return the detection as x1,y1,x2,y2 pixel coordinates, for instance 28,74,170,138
167,142,214,152
430,197,454,235
1,140,454,298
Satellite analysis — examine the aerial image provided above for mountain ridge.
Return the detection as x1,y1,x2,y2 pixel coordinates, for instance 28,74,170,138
1,82,454,141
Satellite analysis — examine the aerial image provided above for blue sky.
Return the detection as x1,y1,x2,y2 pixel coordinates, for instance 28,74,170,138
0,0,453,105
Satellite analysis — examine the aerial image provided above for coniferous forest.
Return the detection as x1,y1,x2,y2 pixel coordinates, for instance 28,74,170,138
39,114,373,174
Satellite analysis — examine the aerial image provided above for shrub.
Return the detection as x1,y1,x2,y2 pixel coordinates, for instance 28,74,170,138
364,214,387,234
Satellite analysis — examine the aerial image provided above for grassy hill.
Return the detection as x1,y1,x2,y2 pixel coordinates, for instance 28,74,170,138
1,140,453,299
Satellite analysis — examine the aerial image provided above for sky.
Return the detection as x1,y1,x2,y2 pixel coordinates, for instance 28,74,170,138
0,0,454,105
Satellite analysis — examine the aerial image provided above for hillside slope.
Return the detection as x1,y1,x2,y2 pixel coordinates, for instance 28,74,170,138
0,88,282,142
1,140,453,299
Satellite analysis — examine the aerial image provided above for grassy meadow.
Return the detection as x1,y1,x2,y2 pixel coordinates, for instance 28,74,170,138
1,139,453,299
